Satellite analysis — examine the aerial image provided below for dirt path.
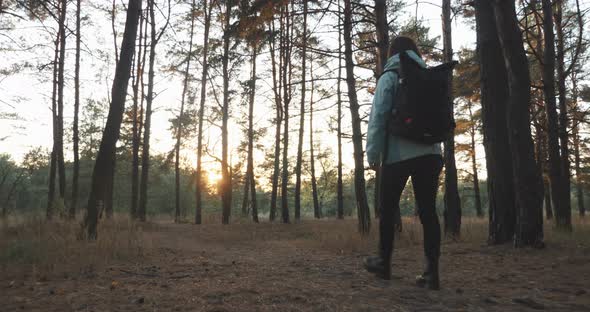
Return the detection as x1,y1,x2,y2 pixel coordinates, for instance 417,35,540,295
3,221,590,311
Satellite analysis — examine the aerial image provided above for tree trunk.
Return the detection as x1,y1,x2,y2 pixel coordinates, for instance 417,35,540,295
573,120,585,217
175,0,196,223
195,0,212,225
474,0,517,245
343,0,370,234
294,0,308,222
536,107,554,219
554,2,572,231
84,0,142,239
337,0,344,219
309,56,320,219
571,73,585,217
220,0,233,225
70,0,81,220
247,45,259,223
540,0,566,231
442,0,461,238
111,0,119,64
138,0,157,222
373,0,388,220
492,0,544,248
374,0,389,76
468,101,483,217
280,3,292,224
47,16,60,221
56,0,67,211
241,169,250,215
269,17,282,222
130,7,145,220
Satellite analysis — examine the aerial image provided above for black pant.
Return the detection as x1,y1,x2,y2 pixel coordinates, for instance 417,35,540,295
378,154,443,262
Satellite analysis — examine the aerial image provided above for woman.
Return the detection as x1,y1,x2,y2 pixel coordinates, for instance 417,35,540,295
364,36,443,290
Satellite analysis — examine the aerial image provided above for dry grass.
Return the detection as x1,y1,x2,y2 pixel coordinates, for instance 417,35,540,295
2,215,590,311
0,217,147,280
2,214,589,281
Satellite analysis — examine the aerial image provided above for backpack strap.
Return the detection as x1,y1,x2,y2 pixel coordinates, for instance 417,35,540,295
378,68,398,80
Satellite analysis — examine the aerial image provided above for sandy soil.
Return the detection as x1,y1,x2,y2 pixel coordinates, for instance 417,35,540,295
2,220,590,311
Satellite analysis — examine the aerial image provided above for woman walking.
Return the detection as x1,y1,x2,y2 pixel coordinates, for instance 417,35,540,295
364,36,444,290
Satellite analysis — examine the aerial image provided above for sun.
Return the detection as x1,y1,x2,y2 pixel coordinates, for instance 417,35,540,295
207,171,222,185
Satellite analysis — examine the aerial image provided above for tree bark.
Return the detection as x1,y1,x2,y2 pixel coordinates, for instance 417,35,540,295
344,0,370,234
47,15,60,220
309,56,320,219
247,45,259,223
70,0,81,220
468,101,483,217
571,71,585,217
294,0,308,221
56,0,67,211
373,0,388,220
474,0,517,245
138,0,158,222
554,2,572,230
540,0,566,231
269,17,282,222
175,0,196,223
337,0,344,219
220,0,233,225
195,0,212,225
442,0,461,238
84,0,142,239
280,3,292,224
492,0,545,247
130,7,145,220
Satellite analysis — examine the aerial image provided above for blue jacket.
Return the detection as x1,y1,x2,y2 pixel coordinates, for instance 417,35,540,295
366,51,442,166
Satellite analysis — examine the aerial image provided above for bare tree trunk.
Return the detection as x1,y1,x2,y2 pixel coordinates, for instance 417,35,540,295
294,0,308,221
138,0,158,222
220,0,233,225
343,0,370,234
241,170,250,215
195,0,212,225
373,0,388,220
337,0,344,219
540,0,566,231
536,102,554,219
280,3,292,224
374,0,388,76
269,18,282,222
467,101,483,217
573,118,585,217
175,0,196,223
247,45,259,223
130,7,145,220
56,0,67,214
442,0,461,238
475,0,517,245
70,0,81,220
571,71,585,217
84,0,142,239
554,2,572,230
111,0,119,64
492,0,544,247
47,13,60,221
309,56,320,219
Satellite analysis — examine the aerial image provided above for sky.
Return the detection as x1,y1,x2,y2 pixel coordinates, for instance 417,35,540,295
0,1,478,184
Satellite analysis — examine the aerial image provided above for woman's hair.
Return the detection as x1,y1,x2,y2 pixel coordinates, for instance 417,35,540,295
388,36,421,58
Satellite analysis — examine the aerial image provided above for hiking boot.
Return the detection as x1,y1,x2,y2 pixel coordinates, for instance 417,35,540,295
416,258,439,290
415,272,440,290
363,256,391,280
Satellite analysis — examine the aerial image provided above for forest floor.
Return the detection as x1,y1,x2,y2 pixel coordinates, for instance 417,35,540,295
1,216,590,311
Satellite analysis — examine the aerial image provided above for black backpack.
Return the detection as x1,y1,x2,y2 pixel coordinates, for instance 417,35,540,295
385,52,458,144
